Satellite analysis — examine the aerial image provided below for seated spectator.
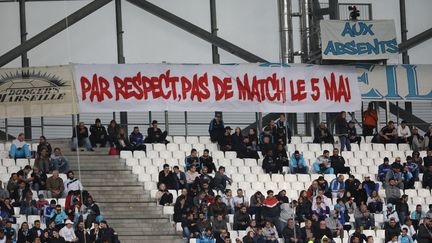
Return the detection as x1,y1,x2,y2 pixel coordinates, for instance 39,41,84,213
348,121,361,146
158,164,176,190
173,195,190,223
412,151,424,173
129,126,145,147
385,163,404,189
262,220,279,243
330,148,350,174
417,217,432,243
208,113,224,143
218,127,233,152
221,189,235,214
247,128,259,144
46,170,65,199
396,195,410,226
9,133,31,159
262,150,282,174
289,151,308,174
410,204,426,230
325,210,343,238
313,150,334,174
425,126,432,150
306,180,320,200
313,122,334,144
185,149,200,171
398,226,414,243
330,175,345,199
282,218,301,243
259,127,274,147
63,171,83,195
260,133,275,157
274,127,288,146
276,190,289,204
353,183,368,207
199,149,217,173
212,166,232,192
237,136,259,159
354,204,375,229
402,164,415,189
274,144,289,167
173,166,187,190
233,205,250,230
75,221,91,243
34,147,51,174
182,213,199,239
17,222,32,243
156,183,173,206
405,156,419,181
362,175,379,197
0,181,9,202
427,204,432,219
3,220,16,241
334,111,351,151
373,120,397,144
312,220,333,242
211,214,228,233
296,194,312,222
30,167,47,192
232,127,244,152
89,118,108,148
50,148,69,173
383,203,400,225
312,197,330,220
35,194,49,211
37,136,52,158
300,219,315,243
384,218,401,243
334,201,347,225
29,220,44,242
20,191,38,215
409,128,425,151
11,180,29,206
366,190,383,213
42,200,56,224
233,189,249,212
115,127,146,152
50,204,68,227
145,120,169,144
344,194,357,214
378,157,392,182
242,230,255,243
71,122,93,152
194,166,213,191
199,226,215,243
350,227,367,243
107,119,120,147
262,190,280,225
186,165,200,188
385,179,401,204
397,120,411,144
423,165,432,189
59,219,78,242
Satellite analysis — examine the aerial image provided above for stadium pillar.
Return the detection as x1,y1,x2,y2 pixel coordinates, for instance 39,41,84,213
209,0,220,64
115,0,128,132
399,0,412,114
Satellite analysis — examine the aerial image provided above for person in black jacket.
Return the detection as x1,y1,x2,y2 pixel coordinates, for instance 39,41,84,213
37,136,53,158
17,222,32,243
417,217,432,243
348,121,361,146
232,127,244,152
312,220,333,243
71,122,93,151
237,136,259,159
329,148,350,175
334,111,351,151
199,149,217,174
29,220,44,243
313,122,334,144
384,218,400,243
145,120,168,144
218,127,233,152
97,220,119,243
89,118,108,148
115,128,145,152
75,221,91,243
49,229,66,243
209,113,225,142
158,164,177,190
233,205,251,230
282,218,302,243
262,150,282,174
274,144,289,167
107,120,120,147
173,195,190,223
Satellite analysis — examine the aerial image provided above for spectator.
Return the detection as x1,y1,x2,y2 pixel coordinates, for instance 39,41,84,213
197,212,211,233
313,150,334,174
259,126,274,146
330,175,345,199
334,111,351,151
185,149,200,171
0,181,10,201
250,191,264,224
173,195,189,223
306,180,320,200
397,121,411,144
20,191,38,215
366,190,383,213
378,157,392,182
278,201,296,233
233,189,249,212
325,210,343,238
383,203,400,225
194,167,213,191
276,190,289,204
37,136,52,158
385,218,401,243
409,128,425,151
233,205,251,230
417,217,432,243
410,204,426,229
212,166,232,192
290,151,308,174
107,119,120,147
274,144,289,167
402,165,415,189
262,221,279,243
396,195,410,226
405,156,419,181
43,200,56,224
129,126,145,147
300,219,315,243
423,165,432,189
344,194,357,214
156,183,173,206
242,230,255,243
277,114,292,143
312,197,330,221
350,227,367,243
75,221,91,243
46,170,64,199
313,220,333,242
4,221,16,242
218,127,233,152
115,127,146,152
98,220,119,243
354,204,375,229
35,194,49,211
158,164,176,190
33,147,51,174
362,175,379,197
238,136,260,159
211,214,228,234
373,120,397,144
50,148,70,173
209,113,224,142
385,179,401,204
296,193,312,222
427,204,432,218
59,219,78,242
199,226,215,243
29,220,43,242
398,226,414,243
330,148,350,174
425,126,432,150
348,121,362,146
50,204,68,227
353,183,368,207
89,118,108,148
281,218,301,243
17,222,32,243
63,171,83,195
199,149,217,173
186,165,200,188
222,189,235,214
362,102,378,136
412,151,424,173
232,127,244,152
262,190,281,225
0,229,6,243
262,150,282,174
385,163,404,189
71,122,93,152
11,180,29,205
173,165,187,190
313,122,334,144
9,133,31,159
145,120,169,144
247,128,259,144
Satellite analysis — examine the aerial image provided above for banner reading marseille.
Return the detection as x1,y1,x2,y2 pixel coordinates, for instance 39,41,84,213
320,20,398,60
73,63,361,113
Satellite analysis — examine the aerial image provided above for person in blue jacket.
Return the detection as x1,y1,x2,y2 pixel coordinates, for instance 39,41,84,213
198,227,215,243
399,227,414,243
130,126,145,146
290,151,308,174
378,157,392,182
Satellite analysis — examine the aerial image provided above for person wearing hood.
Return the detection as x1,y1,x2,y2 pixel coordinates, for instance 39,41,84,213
383,203,399,225
289,151,308,174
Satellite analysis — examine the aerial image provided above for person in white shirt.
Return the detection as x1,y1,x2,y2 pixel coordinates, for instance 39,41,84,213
233,189,249,211
59,220,78,242
9,133,31,159
397,120,411,144
0,229,6,243
64,171,83,195
185,164,200,188
221,189,235,214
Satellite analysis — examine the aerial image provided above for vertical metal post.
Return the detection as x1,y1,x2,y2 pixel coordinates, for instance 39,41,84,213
112,112,116,121
278,0,294,63
385,101,390,124
20,0,32,140
5,119,8,141
184,111,188,136
299,0,308,63
399,0,409,64
71,115,76,133
328,0,339,20
148,111,152,125
41,117,44,137
209,0,220,64
164,111,169,134
257,113,263,132
116,0,128,132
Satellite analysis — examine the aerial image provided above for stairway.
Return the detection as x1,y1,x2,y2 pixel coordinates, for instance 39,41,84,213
56,144,183,243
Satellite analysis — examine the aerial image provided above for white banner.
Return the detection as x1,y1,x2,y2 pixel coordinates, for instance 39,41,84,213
320,20,398,60
73,63,361,113
0,65,78,118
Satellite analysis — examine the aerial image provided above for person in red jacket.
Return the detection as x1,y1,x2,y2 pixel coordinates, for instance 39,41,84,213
262,190,280,226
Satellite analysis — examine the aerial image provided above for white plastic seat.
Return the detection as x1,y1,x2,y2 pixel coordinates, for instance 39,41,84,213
186,136,199,144
265,181,278,190
31,143,38,151
297,174,311,183
145,166,158,174
372,143,385,151
398,143,410,151
27,215,41,224
286,144,296,154
212,151,225,160
291,136,301,144
362,230,375,237
303,151,316,160
119,151,132,159
138,174,151,182
251,166,263,174
4,142,11,151
205,143,218,151
301,136,313,143
385,144,398,151
355,166,368,174
238,166,250,174
271,174,284,182
367,151,380,159
350,144,359,151
360,158,374,167
2,158,15,167
291,181,304,189
285,174,297,182
173,137,186,144
253,182,265,192
7,166,20,174
231,159,243,167
224,166,237,175
172,151,185,160
225,151,237,159
368,166,378,174
152,144,166,151
257,174,271,182
163,205,174,215
417,188,431,197
144,143,153,151
16,159,29,167
347,158,361,166
159,151,172,160
375,229,385,239
341,151,353,159
404,189,417,198
133,151,146,159
126,158,139,166
308,143,321,152
321,144,334,151
165,143,178,152
286,190,298,199
411,196,424,205
354,151,367,159
179,144,192,153
360,143,372,151
146,151,159,159
0,167,7,174
132,165,145,175
324,174,336,182
144,181,157,190
392,151,405,159
217,158,231,167
244,159,257,167
244,174,257,182
139,158,152,166
296,144,308,152
152,158,166,166
192,144,205,152
199,136,211,144
0,144,4,151
380,151,392,159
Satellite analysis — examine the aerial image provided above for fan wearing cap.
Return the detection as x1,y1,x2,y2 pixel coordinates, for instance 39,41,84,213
218,127,233,152
59,219,78,242
145,120,169,144
383,203,400,225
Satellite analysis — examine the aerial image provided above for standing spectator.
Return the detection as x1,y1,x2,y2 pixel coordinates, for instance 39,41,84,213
222,189,235,214
397,121,411,144
329,175,345,199
424,165,432,189
0,181,10,201
313,122,334,144
145,120,169,144
373,121,397,144
250,191,264,224
75,221,91,243
185,149,200,171
107,119,120,147
37,136,52,158
385,163,404,189
63,171,83,195
129,126,145,147
330,148,350,175
158,164,176,190
232,127,244,152
59,220,78,242
402,165,415,189
412,151,424,173
17,222,32,243
262,190,280,225
334,111,351,151
262,150,282,174
9,133,31,159
233,205,251,230
34,147,51,174
173,166,187,190
409,128,425,151
410,204,426,230
313,150,334,174
208,113,224,143
348,121,362,146
46,170,64,199
71,122,93,152
384,218,401,243
354,204,375,229
199,149,217,174
378,157,392,182
29,220,43,243
396,195,410,225
89,118,108,147
405,156,419,181
424,126,432,150
115,127,146,152
276,114,292,144
212,166,232,192
50,148,69,173
278,201,296,233
417,217,432,243
281,218,301,243
290,151,308,174
218,127,233,152
156,183,173,206
325,210,343,238
173,195,190,223
362,102,378,136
